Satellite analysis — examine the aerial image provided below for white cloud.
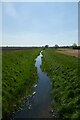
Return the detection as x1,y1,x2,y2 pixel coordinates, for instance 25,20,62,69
51,30,78,46
2,29,78,47
5,2,17,17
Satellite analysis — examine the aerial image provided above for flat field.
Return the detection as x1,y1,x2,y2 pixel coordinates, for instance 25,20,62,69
42,48,80,119
2,48,41,119
57,48,80,58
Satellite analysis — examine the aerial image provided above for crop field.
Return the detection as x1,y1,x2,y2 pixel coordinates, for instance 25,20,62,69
2,48,41,119
42,48,80,119
57,48,80,58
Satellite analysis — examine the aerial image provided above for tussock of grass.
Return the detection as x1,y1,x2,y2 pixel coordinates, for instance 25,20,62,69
2,48,41,119
42,48,80,119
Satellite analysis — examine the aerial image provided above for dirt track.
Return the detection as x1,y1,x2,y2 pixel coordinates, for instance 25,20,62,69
57,49,80,58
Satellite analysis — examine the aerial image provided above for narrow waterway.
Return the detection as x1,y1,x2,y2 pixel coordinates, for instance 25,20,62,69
13,51,53,119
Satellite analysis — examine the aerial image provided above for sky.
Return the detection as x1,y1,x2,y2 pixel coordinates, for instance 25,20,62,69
1,2,78,47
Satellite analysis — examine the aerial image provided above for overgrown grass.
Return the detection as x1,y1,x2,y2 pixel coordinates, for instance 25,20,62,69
2,48,41,119
42,48,80,119
0,51,2,120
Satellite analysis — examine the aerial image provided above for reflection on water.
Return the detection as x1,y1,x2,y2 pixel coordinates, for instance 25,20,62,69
14,51,53,118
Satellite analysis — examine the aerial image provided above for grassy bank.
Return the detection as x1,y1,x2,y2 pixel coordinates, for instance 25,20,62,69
0,51,2,120
42,48,80,119
2,48,41,119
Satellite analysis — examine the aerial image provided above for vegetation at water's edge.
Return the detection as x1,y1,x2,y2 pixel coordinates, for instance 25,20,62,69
42,48,80,119
2,48,41,119
0,51,2,120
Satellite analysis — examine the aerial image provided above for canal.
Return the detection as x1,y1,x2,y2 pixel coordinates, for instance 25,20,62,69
13,51,53,119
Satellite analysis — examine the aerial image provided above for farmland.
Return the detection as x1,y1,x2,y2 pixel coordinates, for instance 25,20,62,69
42,48,80,119
57,48,80,58
2,48,41,119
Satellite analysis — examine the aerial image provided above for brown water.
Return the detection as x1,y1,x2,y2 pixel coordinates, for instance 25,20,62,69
13,51,53,119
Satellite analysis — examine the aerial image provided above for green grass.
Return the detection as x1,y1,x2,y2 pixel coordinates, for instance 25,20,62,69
42,48,80,119
2,48,41,119
0,51,2,120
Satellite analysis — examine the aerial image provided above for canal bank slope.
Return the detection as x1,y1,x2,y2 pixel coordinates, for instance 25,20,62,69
42,48,80,119
2,48,41,120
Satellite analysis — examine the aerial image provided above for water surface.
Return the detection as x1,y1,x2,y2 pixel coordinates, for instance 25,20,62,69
14,51,52,118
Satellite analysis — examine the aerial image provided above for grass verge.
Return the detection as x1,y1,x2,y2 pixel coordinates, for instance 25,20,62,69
42,48,80,119
2,48,41,119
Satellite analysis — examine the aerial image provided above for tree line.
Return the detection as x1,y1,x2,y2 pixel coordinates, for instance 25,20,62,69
45,43,80,49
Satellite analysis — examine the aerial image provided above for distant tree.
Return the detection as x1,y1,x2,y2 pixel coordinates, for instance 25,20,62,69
72,43,77,49
55,44,59,49
77,46,80,49
45,45,49,48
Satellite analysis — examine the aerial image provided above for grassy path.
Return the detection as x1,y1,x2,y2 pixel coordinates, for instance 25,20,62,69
2,48,41,119
42,48,80,119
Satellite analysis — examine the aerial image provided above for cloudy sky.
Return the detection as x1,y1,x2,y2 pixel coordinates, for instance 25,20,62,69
2,2,78,46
